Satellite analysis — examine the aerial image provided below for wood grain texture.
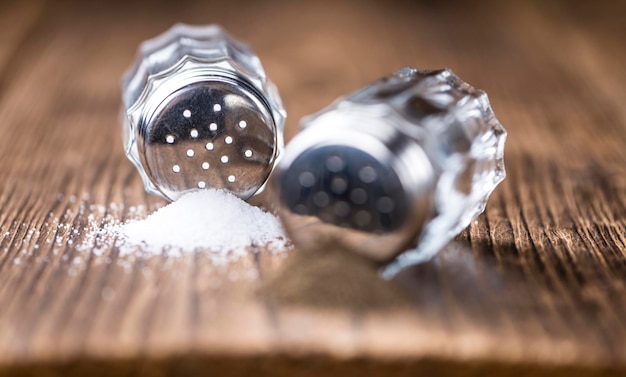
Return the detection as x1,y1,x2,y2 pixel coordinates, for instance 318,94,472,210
0,0,625,375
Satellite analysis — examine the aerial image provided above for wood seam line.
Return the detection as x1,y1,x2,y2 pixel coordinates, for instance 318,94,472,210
576,161,626,253
557,166,616,271
469,211,521,341
7,168,94,340
74,246,118,350
542,164,605,283
550,164,626,343
531,160,620,345
495,182,554,338
0,189,37,287
0,169,74,302
18,191,72,300
506,159,584,340
188,248,200,348
495,192,520,260
136,255,158,348
21,184,92,343
53,228,98,344
0,193,40,337
433,249,463,335
525,158,603,338
450,245,510,339
251,243,281,346
100,245,136,337
90,161,145,338
502,160,539,275
60,157,123,349
533,161,586,291
1,204,69,354
0,185,18,267
584,170,626,257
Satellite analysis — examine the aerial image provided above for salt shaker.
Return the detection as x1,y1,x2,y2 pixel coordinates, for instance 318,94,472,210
121,24,286,202
274,68,506,274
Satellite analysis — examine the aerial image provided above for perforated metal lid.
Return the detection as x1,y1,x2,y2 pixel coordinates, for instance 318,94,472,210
122,24,285,201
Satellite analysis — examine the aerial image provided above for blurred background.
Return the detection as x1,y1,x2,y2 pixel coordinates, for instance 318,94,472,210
2,0,623,168
0,1,625,376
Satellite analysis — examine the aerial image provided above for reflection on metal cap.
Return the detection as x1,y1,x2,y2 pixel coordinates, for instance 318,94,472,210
121,24,286,202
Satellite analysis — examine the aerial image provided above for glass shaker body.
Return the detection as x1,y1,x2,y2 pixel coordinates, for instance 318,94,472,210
275,68,506,265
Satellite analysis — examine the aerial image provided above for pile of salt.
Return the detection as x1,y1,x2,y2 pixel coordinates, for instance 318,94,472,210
120,189,288,255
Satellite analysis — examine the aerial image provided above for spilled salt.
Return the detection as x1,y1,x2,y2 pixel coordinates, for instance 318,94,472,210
119,189,288,255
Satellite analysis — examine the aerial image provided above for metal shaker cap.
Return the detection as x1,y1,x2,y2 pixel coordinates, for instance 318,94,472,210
121,24,286,201
275,68,506,264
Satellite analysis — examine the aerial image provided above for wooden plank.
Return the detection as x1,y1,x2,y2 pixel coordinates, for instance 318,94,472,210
0,0,625,376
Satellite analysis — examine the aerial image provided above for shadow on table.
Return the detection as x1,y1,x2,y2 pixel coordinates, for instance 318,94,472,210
261,240,531,314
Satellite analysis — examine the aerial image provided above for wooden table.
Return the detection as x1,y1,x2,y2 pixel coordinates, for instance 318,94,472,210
1,1,625,376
